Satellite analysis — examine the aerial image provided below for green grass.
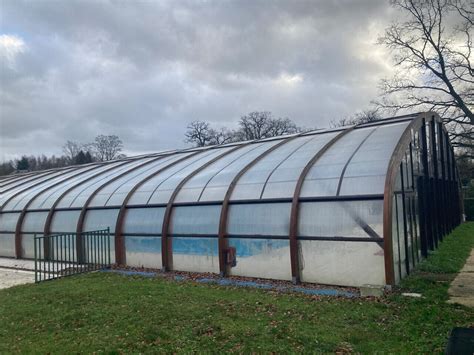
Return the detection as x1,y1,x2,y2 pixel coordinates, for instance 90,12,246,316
0,223,473,353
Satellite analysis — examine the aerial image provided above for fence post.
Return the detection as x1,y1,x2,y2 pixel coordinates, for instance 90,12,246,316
107,227,111,266
34,234,37,283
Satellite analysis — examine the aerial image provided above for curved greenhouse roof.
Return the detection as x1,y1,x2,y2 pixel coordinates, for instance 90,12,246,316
0,112,463,287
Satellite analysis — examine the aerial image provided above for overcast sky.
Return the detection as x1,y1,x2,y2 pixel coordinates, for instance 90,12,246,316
0,0,398,161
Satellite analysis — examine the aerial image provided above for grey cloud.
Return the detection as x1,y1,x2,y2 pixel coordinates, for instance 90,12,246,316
1,0,394,161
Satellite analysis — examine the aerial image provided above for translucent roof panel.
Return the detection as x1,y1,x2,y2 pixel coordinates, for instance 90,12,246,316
0,169,73,208
0,171,52,193
228,203,290,236
3,166,95,211
171,205,221,235
298,200,383,238
83,208,119,233
300,127,377,198
50,210,81,233
338,121,410,196
148,147,237,205
128,148,232,206
94,154,189,207
22,211,49,233
29,161,125,210
57,158,155,209
174,143,264,203
198,140,282,202
123,207,165,234
230,136,313,201
261,131,340,199
0,212,21,232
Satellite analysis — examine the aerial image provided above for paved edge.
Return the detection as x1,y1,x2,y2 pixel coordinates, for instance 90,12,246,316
448,249,474,308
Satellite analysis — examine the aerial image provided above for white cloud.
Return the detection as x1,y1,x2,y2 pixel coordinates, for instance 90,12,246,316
0,34,26,68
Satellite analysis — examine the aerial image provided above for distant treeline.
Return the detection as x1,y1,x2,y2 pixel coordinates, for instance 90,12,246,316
0,135,124,176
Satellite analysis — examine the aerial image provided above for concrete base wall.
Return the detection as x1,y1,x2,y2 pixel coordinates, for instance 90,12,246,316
300,240,385,287
0,234,15,257
229,238,292,281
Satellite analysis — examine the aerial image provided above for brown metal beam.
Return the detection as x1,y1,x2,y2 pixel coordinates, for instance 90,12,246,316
0,167,78,211
13,164,102,258
43,160,134,238
0,171,48,189
113,151,204,265
382,113,435,285
217,135,300,277
75,155,169,241
288,128,353,284
161,144,246,271
258,137,316,199
336,128,377,196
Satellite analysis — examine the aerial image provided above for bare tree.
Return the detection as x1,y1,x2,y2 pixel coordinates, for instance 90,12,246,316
238,111,300,140
185,112,302,147
376,0,473,149
208,127,235,145
331,108,382,128
62,140,82,163
92,135,124,161
184,121,214,147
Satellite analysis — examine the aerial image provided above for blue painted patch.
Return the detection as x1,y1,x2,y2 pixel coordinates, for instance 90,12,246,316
125,236,162,253
172,237,218,256
188,277,356,297
102,270,358,298
292,287,357,297
228,238,288,257
125,236,288,258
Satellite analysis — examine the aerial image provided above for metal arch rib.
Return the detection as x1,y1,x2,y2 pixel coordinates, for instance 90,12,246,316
75,155,172,238
113,144,250,264
258,136,317,199
0,167,80,211
0,167,76,191
0,157,131,193
42,160,137,238
217,134,301,277
0,155,144,208
382,112,437,285
160,144,248,271
13,164,106,258
0,171,54,191
113,150,205,265
335,128,378,196
288,128,354,284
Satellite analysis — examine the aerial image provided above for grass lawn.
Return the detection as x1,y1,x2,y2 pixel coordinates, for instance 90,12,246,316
0,223,473,353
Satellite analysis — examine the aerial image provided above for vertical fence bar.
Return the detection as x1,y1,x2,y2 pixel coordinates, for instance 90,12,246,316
54,234,57,279
88,232,91,271
39,237,42,282
107,228,110,266
99,231,102,269
47,236,51,280
95,231,98,269
42,238,45,281
34,235,38,283
67,234,70,276
99,233,105,268
73,233,77,275
61,234,64,277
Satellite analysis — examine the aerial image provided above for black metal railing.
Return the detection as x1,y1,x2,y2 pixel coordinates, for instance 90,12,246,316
34,228,111,283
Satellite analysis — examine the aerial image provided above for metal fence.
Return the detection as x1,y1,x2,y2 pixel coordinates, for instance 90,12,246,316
464,198,474,221
34,228,111,283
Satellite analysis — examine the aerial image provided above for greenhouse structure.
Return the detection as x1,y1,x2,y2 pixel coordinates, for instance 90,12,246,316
0,112,463,287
